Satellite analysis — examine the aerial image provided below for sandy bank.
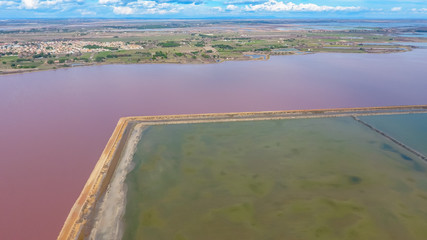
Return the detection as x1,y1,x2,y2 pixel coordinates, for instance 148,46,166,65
88,124,145,240
57,118,132,240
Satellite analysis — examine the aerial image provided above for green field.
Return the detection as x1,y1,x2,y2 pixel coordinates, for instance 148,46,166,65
1,20,420,74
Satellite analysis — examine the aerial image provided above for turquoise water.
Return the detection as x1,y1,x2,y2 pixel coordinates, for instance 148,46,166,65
244,54,266,59
398,33,427,38
121,116,427,240
360,113,427,156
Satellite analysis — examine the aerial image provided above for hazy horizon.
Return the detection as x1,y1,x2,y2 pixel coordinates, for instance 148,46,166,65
2,17,427,20
0,0,426,19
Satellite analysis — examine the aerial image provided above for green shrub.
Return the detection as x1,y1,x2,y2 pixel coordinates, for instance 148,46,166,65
195,41,205,47
19,65,37,69
95,56,105,62
212,44,234,50
255,48,271,52
158,41,180,47
153,51,167,59
83,45,102,49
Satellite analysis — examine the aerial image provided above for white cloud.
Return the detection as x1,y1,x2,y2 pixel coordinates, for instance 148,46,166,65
129,0,157,8
110,0,182,15
226,4,238,11
391,7,402,12
213,6,223,11
21,0,39,9
113,6,135,14
42,0,67,6
79,9,96,16
412,8,427,13
99,0,120,4
245,0,360,12
411,8,427,14
0,1,17,7
225,0,262,4
19,0,83,9
145,7,180,14
0,0,19,9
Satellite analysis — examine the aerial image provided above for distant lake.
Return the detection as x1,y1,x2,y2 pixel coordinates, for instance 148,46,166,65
1,49,427,240
398,32,427,38
277,20,427,31
244,54,266,59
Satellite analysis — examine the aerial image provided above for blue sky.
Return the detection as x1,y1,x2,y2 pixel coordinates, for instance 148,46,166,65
0,0,426,19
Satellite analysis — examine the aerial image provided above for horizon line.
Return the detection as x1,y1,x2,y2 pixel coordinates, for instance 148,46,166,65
1,17,427,21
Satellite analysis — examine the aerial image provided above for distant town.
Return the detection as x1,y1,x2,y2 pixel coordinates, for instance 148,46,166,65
0,40,143,57
0,19,426,74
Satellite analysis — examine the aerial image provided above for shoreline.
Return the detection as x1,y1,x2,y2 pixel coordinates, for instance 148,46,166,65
89,124,146,240
57,105,427,240
0,47,416,77
57,118,132,240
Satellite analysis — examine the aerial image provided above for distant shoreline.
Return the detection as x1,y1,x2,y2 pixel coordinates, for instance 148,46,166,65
2,18,424,77
0,48,416,77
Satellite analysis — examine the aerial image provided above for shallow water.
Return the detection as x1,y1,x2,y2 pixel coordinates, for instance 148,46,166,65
362,42,427,49
398,33,427,38
360,113,427,156
122,117,427,240
1,50,427,239
244,54,266,59
278,20,427,31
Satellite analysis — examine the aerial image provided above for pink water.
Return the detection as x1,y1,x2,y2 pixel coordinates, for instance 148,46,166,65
1,51,427,239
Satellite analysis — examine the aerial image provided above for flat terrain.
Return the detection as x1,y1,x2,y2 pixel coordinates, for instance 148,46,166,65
3,47,427,240
121,116,427,240
1,19,426,74
123,118,427,240
60,107,427,240
2,21,427,239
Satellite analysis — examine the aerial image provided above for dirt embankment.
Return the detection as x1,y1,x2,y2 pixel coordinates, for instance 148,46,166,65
58,118,133,240
89,124,146,240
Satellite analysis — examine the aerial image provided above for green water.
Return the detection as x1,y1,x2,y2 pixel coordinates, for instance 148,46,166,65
122,117,427,240
360,113,427,156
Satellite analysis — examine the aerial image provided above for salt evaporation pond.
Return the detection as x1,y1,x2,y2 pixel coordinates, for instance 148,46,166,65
87,112,427,240
2,48,427,240
360,113,427,156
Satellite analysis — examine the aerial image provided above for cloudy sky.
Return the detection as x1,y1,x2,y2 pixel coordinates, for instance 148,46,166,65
0,0,426,18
